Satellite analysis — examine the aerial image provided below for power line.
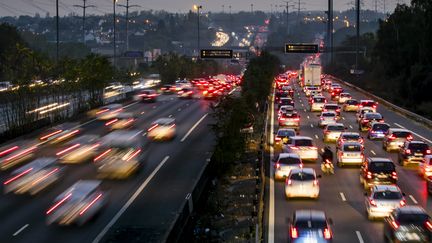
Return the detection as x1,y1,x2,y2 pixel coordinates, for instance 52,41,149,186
74,0,96,44
117,0,140,51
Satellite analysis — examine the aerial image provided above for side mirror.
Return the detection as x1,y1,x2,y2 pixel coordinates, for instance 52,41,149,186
317,175,322,178
402,192,406,196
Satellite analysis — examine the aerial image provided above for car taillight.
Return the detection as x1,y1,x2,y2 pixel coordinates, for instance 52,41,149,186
286,179,292,185
426,149,431,154
363,119,369,123
147,124,159,132
426,221,432,231
392,171,398,179
313,179,318,186
388,135,396,140
323,228,332,239
0,146,19,157
275,163,280,169
46,193,72,214
336,109,340,112
366,171,373,179
4,167,33,185
405,149,411,154
56,143,81,156
293,118,300,121
290,227,298,238
320,117,324,120
369,198,377,207
290,146,299,150
275,137,281,141
391,221,400,230
407,135,413,140
399,200,406,207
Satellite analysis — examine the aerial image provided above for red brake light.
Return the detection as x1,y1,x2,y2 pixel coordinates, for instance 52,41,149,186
126,149,141,161
40,130,63,140
105,118,119,126
405,149,411,154
323,228,332,239
426,221,432,231
388,134,396,140
367,171,373,179
286,179,292,185
290,227,298,238
369,199,377,207
275,137,281,141
0,146,19,157
407,135,413,140
79,193,103,215
56,130,79,141
56,143,81,156
392,171,398,179
46,193,72,214
391,221,400,230
4,167,33,185
275,163,280,169
399,200,406,207
147,124,159,132
94,149,112,162
96,108,109,115
313,179,318,186
290,146,299,150
426,149,431,154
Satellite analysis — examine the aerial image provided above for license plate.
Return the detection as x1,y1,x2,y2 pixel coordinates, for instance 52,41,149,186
415,153,423,156
377,175,388,179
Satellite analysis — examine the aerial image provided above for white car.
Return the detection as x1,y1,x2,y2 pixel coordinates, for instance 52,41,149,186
318,111,338,127
95,104,123,120
285,168,320,199
323,123,346,143
310,96,327,112
365,185,406,220
338,92,352,104
46,180,107,226
4,157,61,195
336,142,364,167
147,118,176,141
274,153,303,180
278,105,295,118
284,136,318,161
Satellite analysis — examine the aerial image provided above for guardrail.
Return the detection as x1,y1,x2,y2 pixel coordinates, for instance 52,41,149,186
330,75,432,129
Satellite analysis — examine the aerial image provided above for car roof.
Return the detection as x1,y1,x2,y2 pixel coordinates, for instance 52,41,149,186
364,112,381,116
68,134,100,145
290,168,315,174
372,185,400,192
277,128,296,133
326,123,344,127
324,103,338,107
101,130,142,146
153,118,175,124
313,95,326,99
340,132,360,136
278,153,300,159
342,142,362,147
360,99,374,102
294,210,327,221
396,206,427,215
291,136,312,140
61,180,102,199
368,157,393,163
371,122,389,126
103,103,122,109
13,157,57,174
389,128,410,132
407,140,427,145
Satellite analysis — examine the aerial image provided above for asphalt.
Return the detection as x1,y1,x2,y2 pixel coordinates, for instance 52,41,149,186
0,93,219,243
269,78,432,243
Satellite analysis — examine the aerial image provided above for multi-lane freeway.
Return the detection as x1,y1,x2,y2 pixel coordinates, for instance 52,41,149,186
267,75,432,243
0,92,221,243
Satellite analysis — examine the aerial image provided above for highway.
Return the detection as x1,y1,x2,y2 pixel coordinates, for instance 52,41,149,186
268,76,432,243
0,92,218,243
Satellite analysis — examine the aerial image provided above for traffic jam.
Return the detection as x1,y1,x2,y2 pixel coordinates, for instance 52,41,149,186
273,61,432,242
0,74,240,226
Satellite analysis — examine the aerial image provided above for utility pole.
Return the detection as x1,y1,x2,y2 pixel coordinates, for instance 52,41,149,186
355,0,360,70
296,0,305,26
113,0,116,67
193,5,202,58
56,0,59,62
327,0,333,64
222,5,224,13
74,0,95,44
251,4,254,13
117,0,140,51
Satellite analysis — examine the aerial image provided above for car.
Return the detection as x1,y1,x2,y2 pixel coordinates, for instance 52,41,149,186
367,122,390,140
105,112,136,130
360,157,397,190
427,176,432,194
285,168,320,199
39,125,81,145
304,86,320,96
356,107,374,123
278,105,295,118
95,104,123,120
57,135,100,164
274,128,297,149
289,210,333,243
138,89,158,102
318,111,338,127
419,155,432,179
95,130,143,179
359,100,378,112
323,79,332,90
147,118,176,141
338,92,352,104
274,153,303,180
336,142,364,167
359,112,384,131
343,99,359,112
310,96,327,112
330,87,343,100
323,123,346,143
398,140,430,166
275,90,291,102
160,84,176,94
284,136,318,162
46,180,107,226
177,88,195,99
3,157,61,195
365,185,406,220
278,112,300,130
310,89,321,97
280,85,294,96
383,128,413,152
278,97,295,109
383,206,432,243
329,83,342,93
336,132,363,148
0,141,38,170
323,103,341,117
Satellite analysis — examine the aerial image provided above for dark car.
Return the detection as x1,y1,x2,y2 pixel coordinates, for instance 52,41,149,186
177,88,194,99
323,104,341,116
138,89,158,102
359,112,384,131
279,97,295,109
360,157,397,190
330,87,343,100
289,210,333,243
275,90,291,102
367,122,390,140
160,84,176,94
384,206,432,243
398,141,430,166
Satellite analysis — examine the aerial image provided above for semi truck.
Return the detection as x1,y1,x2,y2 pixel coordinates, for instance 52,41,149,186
303,63,322,87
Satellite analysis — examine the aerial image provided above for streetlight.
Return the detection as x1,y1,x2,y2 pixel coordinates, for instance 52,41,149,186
113,0,119,67
193,4,202,57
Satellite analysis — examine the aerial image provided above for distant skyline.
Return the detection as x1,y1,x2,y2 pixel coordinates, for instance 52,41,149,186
0,0,409,17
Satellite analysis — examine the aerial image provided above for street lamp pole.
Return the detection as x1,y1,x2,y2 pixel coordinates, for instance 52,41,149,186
113,0,117,67
56,0,59,62
194,5,202,57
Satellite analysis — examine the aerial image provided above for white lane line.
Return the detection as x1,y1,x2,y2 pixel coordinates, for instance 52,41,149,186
315,134,319,139
177,108,181,111
186,103,189,106
371,150,376,155
340,192,347,202
92,156,170,243
170,97,174,100
268,88,275,243
141,132,147,137
140,111,145,115
180,113,208,142
168,114,173,118
307,115,310,119
356,231,365,243
303,109,306,112
310,124,314,128
349,125,353,129
409,195,418,204
13,224,29,236
394,123,432,144
342,117,345,120
152,106,157,109
228,87,237,95
301,103,304,107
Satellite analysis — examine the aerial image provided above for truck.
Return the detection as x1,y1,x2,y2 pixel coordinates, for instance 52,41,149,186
303,63,321,87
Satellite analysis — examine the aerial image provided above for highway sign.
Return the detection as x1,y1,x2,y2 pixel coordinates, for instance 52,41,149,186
285,43,319,53
200,49,233,59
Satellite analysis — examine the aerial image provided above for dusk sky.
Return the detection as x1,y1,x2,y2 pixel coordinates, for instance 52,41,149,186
0,0,409,17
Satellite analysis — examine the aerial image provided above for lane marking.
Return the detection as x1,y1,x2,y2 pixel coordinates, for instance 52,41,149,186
349,125,353,129
268,87,276,243
140,111,145,115
168,114,173,118
303,109,306,112
340,192,347,202
92,156,170,243
310,124,314,128
307,115,310,119
356,231,365,243
315,134,319,139
228,87,237,95
371,150,376,155
177,108,181,111
152,106,157,109
342,117,345,120
409,195,418,204
394,123,432,144
13,224,29,236
301,103,304,107
180,113,208,142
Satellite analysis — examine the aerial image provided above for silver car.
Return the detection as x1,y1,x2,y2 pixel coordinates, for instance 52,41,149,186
284,136,319,161
323,123,346,143
365,185,406,220
338,92,352,104
310,96,327,112
285,168,320,199
336,142,364,167
383,128,413,152
318,111,338,127
274,153,303,180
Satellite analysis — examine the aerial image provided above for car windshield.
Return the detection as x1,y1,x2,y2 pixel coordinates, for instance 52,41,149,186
294,139,313,147
408,143,428,150
278,130,295,137
314,97,326,102
365,113,382,119
327,126,344,131
393,131,411,138
372,124,389,131
290,172,315,181
346,100,358,105
322,113,335,117
278,157,301,165
343,144,362,152
373,191,402,200
397,213,429,223
362,101,376,106
295,219,327,229
369,162,395,173
342,134,360,140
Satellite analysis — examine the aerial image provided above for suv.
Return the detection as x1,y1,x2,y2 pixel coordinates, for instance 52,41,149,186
284,136,318,162
274,128,297,149
359,112,384,131
289,210,333,242
383,128,413,152
398,141,430,166
138,89,158,102
279,112,300,131
310,96,327,112
360,157,397,190
384,206,432,243
365,185,406,220
367,122,390,140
